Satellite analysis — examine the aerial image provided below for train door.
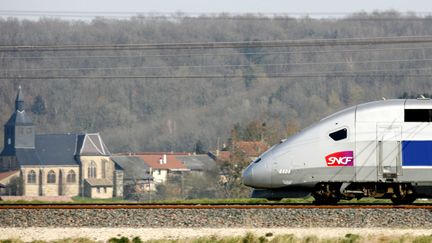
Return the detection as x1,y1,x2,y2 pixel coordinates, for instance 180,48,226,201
355,122,378,182
377,124,402,180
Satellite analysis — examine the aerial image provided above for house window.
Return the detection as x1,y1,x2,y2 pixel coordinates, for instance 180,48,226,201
67,170,76,183
97,187,100,193
47,170,56,184
27,170,36,184
104,187,107,193
329,128,348,141
88,161,97,178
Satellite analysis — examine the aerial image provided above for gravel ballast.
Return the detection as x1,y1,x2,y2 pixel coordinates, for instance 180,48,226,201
1,208,432,228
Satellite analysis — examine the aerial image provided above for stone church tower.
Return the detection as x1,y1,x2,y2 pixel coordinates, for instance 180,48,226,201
0,85,35,170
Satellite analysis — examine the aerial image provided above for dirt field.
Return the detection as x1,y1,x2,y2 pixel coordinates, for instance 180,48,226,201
1,227,432,242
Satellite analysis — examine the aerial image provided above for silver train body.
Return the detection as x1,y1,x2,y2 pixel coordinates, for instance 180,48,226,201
243,99,432,204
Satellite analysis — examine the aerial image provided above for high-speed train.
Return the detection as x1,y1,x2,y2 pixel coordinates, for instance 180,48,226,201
242,98,432,204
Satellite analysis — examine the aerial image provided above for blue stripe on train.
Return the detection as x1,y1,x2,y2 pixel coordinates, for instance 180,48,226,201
402,141,432,166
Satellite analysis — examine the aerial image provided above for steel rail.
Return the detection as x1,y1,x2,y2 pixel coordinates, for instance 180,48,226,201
1,204,432,209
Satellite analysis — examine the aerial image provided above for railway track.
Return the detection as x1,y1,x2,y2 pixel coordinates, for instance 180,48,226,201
2,203,432,229
1,203,432,209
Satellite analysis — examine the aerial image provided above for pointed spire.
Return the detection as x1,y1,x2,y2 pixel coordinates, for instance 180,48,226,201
15,85,24,112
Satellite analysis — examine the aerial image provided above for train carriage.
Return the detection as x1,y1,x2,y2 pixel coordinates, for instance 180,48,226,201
242,98,432,204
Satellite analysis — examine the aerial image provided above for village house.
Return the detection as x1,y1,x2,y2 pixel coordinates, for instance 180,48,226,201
0,170,20,195
135,153,190,184
176,154,218,175
234,140,269,161
209,141,269,163
111,155,154,198
0,86,123,199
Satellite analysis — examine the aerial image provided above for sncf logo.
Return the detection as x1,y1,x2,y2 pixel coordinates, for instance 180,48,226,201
325,151,354,166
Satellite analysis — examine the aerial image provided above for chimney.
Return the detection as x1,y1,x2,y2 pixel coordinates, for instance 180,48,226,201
159,157,163,164
163,154,167,164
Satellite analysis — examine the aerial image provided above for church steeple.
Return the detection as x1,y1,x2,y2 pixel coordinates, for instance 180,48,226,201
15,85,24,112
0,86,35,155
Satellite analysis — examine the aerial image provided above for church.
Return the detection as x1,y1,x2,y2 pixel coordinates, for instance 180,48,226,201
0,86,123,198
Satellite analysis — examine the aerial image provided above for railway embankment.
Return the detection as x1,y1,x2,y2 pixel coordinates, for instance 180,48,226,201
1,208,432,228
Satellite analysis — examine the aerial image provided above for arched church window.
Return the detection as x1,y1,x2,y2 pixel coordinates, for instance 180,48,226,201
27,170,36,184
67,170,76,183
47,170,56,183
88,161,97,178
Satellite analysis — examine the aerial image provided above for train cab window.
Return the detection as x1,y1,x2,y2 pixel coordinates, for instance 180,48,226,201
329,128,347,141
405,109,432,122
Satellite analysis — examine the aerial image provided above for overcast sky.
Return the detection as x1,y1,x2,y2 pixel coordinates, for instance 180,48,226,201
1,0,432,18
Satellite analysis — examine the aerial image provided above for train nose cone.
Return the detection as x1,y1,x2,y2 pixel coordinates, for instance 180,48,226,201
242,164,255,187
242,159,271,188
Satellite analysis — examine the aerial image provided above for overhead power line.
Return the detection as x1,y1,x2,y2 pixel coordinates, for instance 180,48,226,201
1,74,430,80
1,67,431,80
3,57,432,73
2,36,432,52
3,45,432,60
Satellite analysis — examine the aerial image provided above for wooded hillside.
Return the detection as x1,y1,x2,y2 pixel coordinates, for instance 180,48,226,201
1,12,432,152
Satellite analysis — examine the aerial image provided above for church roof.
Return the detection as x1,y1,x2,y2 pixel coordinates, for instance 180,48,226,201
15,149,42,166
77,133,111,156
15,134,80,166
35,134,79,166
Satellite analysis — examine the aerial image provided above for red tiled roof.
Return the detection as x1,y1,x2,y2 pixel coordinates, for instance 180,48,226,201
0,170,19,183
235,141,269,157
135,153,188,170
217,151,231,162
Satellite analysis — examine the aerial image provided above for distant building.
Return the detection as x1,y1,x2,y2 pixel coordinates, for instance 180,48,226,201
176,154,218,174
234,141,269,160
0,170,20,195
209,141,269,163
208,150,231,163
84,178,114,199
135,153,190,184
0,86,123,198
111,155,154,197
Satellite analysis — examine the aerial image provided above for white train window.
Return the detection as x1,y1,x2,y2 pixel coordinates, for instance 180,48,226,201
329,128,347,141
405,109,431,122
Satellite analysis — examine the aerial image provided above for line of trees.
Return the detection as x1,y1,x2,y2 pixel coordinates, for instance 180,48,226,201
0,12,432,152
